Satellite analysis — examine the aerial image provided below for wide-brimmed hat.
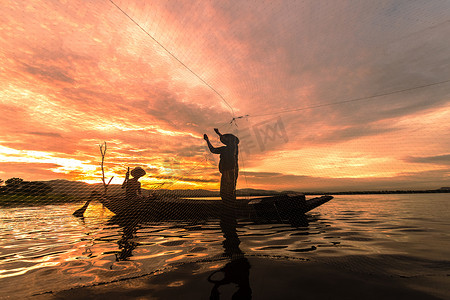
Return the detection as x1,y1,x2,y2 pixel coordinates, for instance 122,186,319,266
130,167,146,178
220,134,240,146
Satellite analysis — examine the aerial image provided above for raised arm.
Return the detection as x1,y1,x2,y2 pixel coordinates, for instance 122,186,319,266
204,134,222,154
214,128,223,137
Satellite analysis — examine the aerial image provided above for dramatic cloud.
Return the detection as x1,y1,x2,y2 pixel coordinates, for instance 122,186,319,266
241,169,450,192
405,154,450,166
0,1,449,191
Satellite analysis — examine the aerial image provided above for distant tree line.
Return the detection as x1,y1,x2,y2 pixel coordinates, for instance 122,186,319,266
0,178,53,196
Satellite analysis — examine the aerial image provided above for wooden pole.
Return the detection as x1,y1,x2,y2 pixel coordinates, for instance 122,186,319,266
99,142,114,196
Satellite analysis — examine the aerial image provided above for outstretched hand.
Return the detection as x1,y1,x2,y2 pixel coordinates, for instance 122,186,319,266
214,128,221,136
203,134,209,141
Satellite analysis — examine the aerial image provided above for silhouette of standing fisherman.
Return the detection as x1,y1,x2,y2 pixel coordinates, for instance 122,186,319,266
204,129,250,299
122,167,146,202
204,128,240,206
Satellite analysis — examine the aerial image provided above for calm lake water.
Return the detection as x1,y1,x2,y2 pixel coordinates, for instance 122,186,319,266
1,194,449,298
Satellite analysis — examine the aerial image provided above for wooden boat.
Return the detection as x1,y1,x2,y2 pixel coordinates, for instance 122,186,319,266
99,193,333,222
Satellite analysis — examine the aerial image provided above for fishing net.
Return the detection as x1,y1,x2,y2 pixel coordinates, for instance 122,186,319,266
1,0,450,297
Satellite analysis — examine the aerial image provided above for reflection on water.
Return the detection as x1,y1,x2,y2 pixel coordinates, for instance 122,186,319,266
111,217,140,261
0,194,449,298
208,201,251,299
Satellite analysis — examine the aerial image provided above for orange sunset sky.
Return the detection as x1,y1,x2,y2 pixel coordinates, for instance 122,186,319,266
0,1,449,192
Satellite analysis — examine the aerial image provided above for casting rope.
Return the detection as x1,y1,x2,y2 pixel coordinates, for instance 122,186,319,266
236,79,450,120
109,0,235,119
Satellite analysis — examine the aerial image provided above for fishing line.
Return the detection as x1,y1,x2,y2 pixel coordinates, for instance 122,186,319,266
108,0,235,118
245,79,450,119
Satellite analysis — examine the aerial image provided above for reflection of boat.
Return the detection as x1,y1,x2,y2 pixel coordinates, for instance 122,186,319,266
100,194,333,222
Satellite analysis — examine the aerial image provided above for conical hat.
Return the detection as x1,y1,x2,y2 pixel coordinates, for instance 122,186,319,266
131,167,146,178
220,134,240,146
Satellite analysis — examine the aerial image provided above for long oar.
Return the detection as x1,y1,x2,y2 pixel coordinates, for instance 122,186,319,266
73,191,99,217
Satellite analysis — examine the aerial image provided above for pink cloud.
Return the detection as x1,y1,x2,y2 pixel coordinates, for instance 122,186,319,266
0,1,449,191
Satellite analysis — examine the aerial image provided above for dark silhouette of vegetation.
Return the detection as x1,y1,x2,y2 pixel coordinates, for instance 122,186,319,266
0,178,70,206
0,178,52,196
20,181,53,196
5,177,24,187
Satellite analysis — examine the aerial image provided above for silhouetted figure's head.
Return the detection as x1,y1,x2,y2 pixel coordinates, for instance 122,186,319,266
220,134,239,146
130,167,146,178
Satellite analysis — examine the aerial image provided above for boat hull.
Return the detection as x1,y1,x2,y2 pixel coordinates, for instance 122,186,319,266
99,194,333,222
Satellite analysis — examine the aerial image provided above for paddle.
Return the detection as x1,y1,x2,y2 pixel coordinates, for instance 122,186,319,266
72,191,99,217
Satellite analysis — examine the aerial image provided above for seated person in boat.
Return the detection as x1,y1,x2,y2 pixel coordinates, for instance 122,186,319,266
204,128,239,204
122,167,146,201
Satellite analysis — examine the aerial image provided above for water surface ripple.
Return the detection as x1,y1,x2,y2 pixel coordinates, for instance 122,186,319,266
1,194,449,298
